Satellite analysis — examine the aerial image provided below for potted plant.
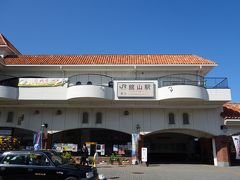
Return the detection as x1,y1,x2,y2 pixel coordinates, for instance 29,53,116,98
109,153,122,165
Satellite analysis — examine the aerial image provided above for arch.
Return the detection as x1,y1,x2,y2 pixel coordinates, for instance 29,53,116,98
145,128,214,138
0,127,35,151
50,128,131,156
144,129,214,164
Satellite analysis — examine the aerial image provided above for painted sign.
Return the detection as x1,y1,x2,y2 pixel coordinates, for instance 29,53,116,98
18,78,67,87
232,135,240,159
117,82,155,98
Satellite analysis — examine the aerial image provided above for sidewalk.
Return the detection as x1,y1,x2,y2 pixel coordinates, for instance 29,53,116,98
97,164,240,180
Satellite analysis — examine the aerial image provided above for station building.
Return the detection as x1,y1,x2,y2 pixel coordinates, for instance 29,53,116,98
0,34,238,166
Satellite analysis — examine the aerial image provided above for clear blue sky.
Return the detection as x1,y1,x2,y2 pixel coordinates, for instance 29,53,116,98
1,0,240,102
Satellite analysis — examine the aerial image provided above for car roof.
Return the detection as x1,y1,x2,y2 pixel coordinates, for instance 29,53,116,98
2,150,52,155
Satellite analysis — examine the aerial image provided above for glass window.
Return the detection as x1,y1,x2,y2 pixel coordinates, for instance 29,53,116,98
29,153,51,166
6,112,14,123
168,113,175,124
183,113,189,125
96,112,102,124
82,112,89,124
2,154,28,165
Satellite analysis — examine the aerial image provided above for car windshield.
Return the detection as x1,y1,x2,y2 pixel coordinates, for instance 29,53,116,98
46,151,65,166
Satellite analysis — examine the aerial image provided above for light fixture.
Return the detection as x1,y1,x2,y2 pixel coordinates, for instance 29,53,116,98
34,110,40,115
136,124,141,133
56,110,62,115
41,123,48,128
124,110,129,116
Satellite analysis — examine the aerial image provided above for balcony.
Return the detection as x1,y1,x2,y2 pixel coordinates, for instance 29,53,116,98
0,75,18,100
157,74,230,101
0,73,231,102
67,74,114,100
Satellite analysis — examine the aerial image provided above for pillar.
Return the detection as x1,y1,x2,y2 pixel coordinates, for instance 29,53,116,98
214,136,230,167
138,134,144,163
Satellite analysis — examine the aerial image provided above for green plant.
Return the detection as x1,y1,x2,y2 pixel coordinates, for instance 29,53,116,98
109,153,122,163
62,152,72,163
88,156,94,165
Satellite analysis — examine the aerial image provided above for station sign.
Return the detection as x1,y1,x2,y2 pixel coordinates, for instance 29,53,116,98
117,82,155,98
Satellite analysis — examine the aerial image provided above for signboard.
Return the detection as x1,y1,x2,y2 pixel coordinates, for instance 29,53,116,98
53,143,78,152
117,82,155,98
141,147,147,162
232,135,240,159
0,130,12,136
18,78,66,87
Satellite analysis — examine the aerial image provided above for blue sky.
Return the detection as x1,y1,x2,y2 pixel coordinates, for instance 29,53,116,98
1,0,240,102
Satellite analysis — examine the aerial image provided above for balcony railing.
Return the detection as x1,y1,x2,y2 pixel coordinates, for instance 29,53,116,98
204,77,228,89
0,74,18,87
0,73,229,89
68,74,114,88
158,74,204,88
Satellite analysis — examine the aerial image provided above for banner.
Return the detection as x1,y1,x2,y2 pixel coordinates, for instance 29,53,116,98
232,135,240,159
131,133,139,165
33,131,42,150
18,78,66,87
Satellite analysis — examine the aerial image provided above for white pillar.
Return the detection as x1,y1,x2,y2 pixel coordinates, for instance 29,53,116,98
212,138,218,166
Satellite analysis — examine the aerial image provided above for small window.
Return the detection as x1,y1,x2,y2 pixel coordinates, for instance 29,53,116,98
6,112,14,123
76,81,81,85
96,112,102,124
183,113,189,125
108,81,113,88
82,112,89,124
87,81,92,85
168,113,175,124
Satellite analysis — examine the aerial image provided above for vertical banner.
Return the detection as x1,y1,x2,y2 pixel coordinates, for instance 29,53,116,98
232,135,240,159
132,133,139,165
33,131,42,150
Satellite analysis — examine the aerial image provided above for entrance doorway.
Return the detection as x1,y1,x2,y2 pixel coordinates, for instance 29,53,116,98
51,128,131,156
144,132,213,164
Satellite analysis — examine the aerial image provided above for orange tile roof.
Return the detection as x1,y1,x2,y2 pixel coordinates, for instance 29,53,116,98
0,34,21,55
3,54,216,65
222,103,240,119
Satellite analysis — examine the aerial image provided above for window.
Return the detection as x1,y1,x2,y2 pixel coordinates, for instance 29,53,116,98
82,112,89,124
6,112,14,123
3,154,28,165
183,113,189,125
76,81,81,85
29,153,51,166
168,113,175,124
96,112,102,124
87,81,92,85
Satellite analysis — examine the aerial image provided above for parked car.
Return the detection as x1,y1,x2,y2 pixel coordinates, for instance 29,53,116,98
0,150,98,180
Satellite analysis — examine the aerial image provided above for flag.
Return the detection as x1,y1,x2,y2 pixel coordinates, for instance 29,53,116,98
232,135,240,159
33,131,42,150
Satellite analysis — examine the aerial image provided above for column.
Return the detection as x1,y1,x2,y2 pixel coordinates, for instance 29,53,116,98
214,135,230,167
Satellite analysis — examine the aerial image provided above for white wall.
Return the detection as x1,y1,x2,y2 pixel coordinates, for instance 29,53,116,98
0,107,225,136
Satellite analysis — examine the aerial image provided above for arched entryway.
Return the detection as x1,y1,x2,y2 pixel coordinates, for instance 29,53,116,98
51,128,131,156
143,129,214,164
0,127,34,151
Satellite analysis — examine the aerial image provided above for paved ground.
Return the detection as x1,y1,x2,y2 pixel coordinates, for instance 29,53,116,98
97,164,240,180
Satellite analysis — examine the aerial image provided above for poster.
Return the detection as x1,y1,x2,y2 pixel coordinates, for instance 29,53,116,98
113,144,118,152
53,143,78,152
232,135,240,159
